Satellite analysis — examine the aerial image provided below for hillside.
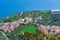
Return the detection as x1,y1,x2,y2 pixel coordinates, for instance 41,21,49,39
0,10,60,26
0,10,50,25
0,10,60,40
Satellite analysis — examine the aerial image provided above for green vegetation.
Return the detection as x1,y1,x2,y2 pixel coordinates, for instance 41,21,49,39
0,32,2,36
5,23,36,40
0,10,60,40
0,10,60,26
4,23,60,40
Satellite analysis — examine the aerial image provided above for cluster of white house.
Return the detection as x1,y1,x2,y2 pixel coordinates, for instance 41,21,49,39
0,17,60,34
0,17,33,32
36,24,60,34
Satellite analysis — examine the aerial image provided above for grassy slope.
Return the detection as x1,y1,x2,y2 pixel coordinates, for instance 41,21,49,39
6,23,36,40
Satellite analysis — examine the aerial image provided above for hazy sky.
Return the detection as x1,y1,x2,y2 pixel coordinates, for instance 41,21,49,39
0,0,60,18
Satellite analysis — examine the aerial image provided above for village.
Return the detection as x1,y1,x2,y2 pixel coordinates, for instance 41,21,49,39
0,17,60,35
0,10,60,40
